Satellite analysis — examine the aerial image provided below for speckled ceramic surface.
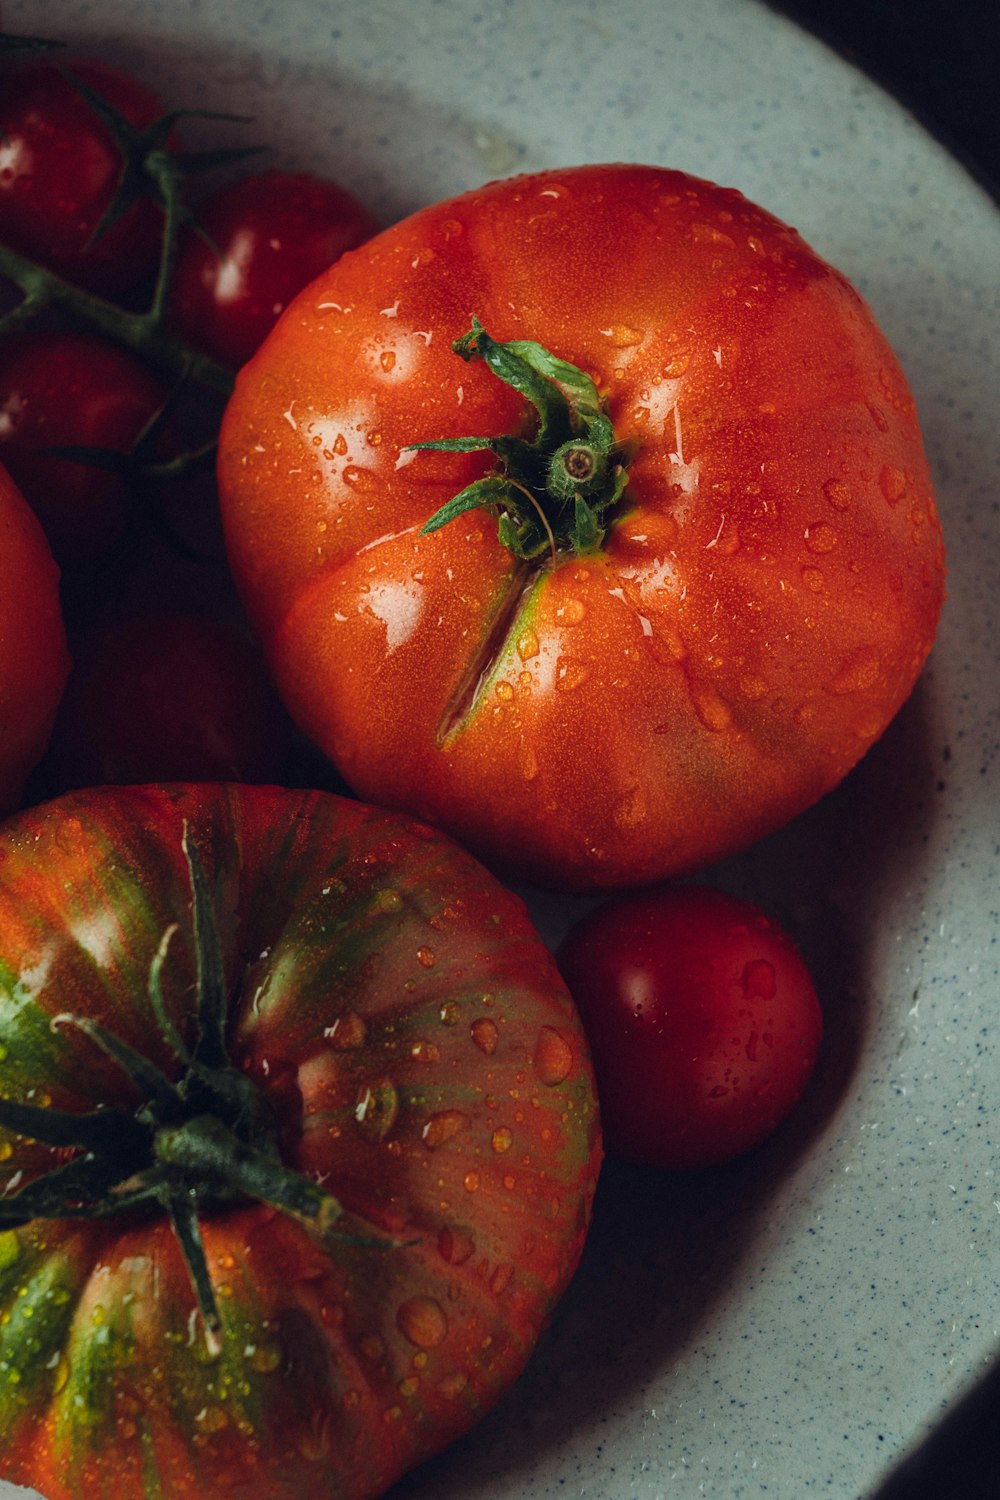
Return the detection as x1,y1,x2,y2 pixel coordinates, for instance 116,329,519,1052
2,0,998,1496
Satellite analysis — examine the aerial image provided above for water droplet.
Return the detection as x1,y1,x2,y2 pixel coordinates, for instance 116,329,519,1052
559,598,586,624
410,1040,441,1064
801,566,825,592
397,1296,448,1349
556,656,589,693
823,478,852,511
828,646,882,695
470,1017,499,1055
804,523,838,554
0,1141,12,1162
247,1340,283,1373
689,681,732,732
332,433,348,455
325,1012,367,1050
196,1406,229,1433
691,222,736,248
463,1170,481,1193
417,947,436,968
343,465,374,490
422,1110,468,1149
879,465,907,505
491,1126,513,1154
438,1370,468,1399
495,679,515,702
354,1079,399,1139
516,630,539,663
439,1001,461,1027
379,350,396,373
741,959,777,1001
490,1263,514,1295
437,1226,475,1264
520,744,539,782
534,1026,574,1085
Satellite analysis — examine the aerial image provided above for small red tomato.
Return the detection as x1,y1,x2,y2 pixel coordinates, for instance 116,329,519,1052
0,328,167,565
170,169,379,367
44,610,291,789
557,884,823,1168
0,58,168,296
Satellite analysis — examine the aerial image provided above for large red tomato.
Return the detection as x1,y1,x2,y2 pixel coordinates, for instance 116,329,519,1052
217,164,945,891
0,461,69,810
0,784,600,1500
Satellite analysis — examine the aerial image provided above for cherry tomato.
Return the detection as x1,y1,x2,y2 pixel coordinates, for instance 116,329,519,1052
0,328,168,565
0,461,70,811
217,163,946,891
170,170,379,368
557,884,823,1168
44,610,292,789
0,57,168,296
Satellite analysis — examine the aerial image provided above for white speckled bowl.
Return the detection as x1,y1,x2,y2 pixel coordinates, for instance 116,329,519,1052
2,1,998,1497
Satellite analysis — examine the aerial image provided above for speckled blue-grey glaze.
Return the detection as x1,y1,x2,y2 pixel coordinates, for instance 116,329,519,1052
2,2,998,1498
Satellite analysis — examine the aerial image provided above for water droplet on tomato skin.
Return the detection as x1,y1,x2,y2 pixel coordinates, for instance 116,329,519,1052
417,946,436,968
470,1017,499,1055
396,1295,448,1349
354,1078,399,1140
534,1026,574,1085
422,1110,468,1149
741,959,777,1001
324,1011,367,1050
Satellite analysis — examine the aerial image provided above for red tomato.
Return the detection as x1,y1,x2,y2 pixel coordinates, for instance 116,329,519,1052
170,170,379,368
557,884,823,1168
0,328,168,565
217,164,945,891
0,784,600,1499
43,610,292,789
0,58,168,296
0,461,70,811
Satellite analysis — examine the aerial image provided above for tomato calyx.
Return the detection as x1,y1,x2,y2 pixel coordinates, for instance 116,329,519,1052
413,317,631,561
0,825,387,1350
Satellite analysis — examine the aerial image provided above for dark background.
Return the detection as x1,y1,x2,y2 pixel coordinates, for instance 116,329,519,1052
769,3,998,1495
771,0,999,198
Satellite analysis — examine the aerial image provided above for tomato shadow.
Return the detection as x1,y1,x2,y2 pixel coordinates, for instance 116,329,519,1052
391,671,947,1498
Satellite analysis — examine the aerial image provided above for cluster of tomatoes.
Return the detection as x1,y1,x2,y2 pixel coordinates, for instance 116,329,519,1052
0,37,830,1179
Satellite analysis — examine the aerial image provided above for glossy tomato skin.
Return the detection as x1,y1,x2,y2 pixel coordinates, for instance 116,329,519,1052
42,610,291,790
557,884,823,1168
0,329,168,565
170,170,379,368
0,784,600,1500
217,164,946,891
0,462,70,811
0,58,167,296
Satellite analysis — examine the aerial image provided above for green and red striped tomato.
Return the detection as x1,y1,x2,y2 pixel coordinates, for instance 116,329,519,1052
0,784,600,1500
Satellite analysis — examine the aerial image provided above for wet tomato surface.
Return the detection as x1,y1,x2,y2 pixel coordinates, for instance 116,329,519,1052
219,163,945,891
0,784,600,1500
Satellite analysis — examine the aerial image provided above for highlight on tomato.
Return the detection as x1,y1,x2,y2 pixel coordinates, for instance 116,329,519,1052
0,460,69,812
0,783,600,1500
557,883,823,1169
218,162,946,892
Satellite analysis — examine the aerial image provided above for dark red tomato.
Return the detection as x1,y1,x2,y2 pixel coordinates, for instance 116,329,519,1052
0,461,70,811
0,58,168,296
0,784,600,1500
170,169,379,368
44,610,292,789
557,884,823,1168
0,328,167,564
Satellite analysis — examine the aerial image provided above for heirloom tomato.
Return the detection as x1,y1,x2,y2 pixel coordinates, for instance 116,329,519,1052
557,884,823,1169
0,784,600,1500
217,163,946,891
0,461,69,811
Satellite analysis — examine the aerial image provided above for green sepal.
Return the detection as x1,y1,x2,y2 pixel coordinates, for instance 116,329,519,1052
421,475,517,535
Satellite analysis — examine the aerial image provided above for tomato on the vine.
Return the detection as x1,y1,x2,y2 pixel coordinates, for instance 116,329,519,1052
170,170,379,368
42,610,292,790
0,783,600,1500
217,163,946,891
0,460,69,812
0,57,168,296
0,328,168,564
557,884,823,1168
